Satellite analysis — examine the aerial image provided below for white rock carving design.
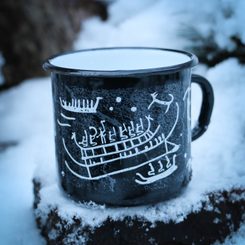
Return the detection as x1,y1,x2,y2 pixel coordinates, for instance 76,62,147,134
148,92,174,113
57,112,76,127
183,86,191,122
135,98,180,185
59,97,102,113
59,93,180,184
183,86,191,144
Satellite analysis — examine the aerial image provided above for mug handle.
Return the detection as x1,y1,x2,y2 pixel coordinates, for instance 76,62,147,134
191,74,214,141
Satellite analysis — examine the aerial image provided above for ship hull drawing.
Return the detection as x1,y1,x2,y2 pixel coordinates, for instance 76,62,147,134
61,101,180,184
64,138,179,180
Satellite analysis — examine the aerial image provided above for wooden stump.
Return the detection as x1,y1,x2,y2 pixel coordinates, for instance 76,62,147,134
33,177,245,245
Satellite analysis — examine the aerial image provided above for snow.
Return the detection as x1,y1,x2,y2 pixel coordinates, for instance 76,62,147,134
0,0,245,244
214,224,245,245
76,0,245,52
75,0,189,49
181,0,245,50
0,79,51,244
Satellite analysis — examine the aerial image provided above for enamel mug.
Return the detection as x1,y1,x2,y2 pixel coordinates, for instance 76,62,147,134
44,47,214,206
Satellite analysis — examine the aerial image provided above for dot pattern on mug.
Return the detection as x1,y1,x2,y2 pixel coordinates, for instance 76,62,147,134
116,97,122,103
131,106,137,112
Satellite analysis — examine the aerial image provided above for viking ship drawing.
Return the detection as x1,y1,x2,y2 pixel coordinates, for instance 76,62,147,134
62,101,180,184
59,97,102,113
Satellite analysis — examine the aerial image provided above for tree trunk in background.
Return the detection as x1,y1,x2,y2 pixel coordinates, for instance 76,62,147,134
0,0,108,91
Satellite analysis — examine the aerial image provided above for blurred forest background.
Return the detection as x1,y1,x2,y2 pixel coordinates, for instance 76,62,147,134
0,0,245,244
0,0,108,90
0,0,244,90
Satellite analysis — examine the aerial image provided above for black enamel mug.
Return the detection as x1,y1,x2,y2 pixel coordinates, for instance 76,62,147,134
44,47,214,206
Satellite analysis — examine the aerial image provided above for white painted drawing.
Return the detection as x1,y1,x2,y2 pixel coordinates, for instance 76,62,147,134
186,158,192,172
64,149,178,181
59,97,102,113
183,86,191,122
61,103,179,182
69,115,159,160
131,106,137,112
58,91,180,184
148,163,155,176
61,113,75,120
135,154,177,185
57,119,71,127
116,97,122,103
57,112,75,128
71,116,149,148
183,86,191,143
148,92,174,113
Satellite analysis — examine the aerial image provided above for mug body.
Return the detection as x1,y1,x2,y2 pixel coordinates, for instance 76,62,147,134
45,47,197,206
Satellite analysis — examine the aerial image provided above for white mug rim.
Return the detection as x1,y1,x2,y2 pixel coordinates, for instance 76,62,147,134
43,47,198,76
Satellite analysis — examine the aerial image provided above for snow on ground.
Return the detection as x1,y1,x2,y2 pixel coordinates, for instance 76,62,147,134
0,78,52,244
0,0,245,244
214,224,245,245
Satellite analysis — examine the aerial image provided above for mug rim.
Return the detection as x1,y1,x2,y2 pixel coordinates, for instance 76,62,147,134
43,47,198,77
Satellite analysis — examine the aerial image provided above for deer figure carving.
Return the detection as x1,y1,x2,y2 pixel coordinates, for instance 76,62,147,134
148,92,174,113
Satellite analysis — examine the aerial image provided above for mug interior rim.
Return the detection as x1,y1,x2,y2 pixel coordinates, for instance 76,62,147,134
43,47,198,76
